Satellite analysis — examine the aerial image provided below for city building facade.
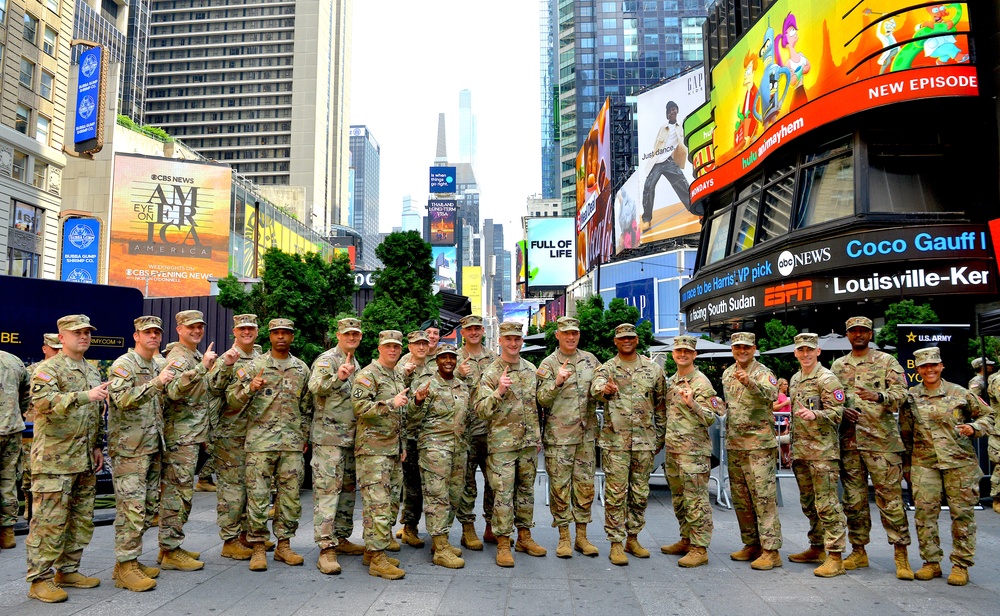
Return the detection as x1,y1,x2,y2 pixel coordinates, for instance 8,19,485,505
348,124,379,269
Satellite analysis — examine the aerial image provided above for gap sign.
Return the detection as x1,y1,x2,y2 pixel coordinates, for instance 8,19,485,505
74,47,102,143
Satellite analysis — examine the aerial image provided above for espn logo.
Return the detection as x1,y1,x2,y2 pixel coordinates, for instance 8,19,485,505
763,280,813,307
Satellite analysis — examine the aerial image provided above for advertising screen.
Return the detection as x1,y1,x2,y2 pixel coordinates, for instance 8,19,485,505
428,199,457,246
630,68,705,246
61,218,100,284
527,217,575,290
576,97,614,277
429,166,457,193
462,266,482,314
74,46,102,144
432,246,457,291
687,1,977,204
109,154,232,297
614,173,641,255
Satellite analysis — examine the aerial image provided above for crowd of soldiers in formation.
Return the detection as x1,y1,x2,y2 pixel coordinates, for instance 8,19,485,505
0,309,996,604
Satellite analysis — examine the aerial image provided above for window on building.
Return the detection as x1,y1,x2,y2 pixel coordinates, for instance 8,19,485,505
602,18,617,28
0,0,6,23
579,22,594,32
730,177,762,254
8,202,43,277
32,159,47,188
580,37,595,48
644,33,659,45
7,248,39,277
12,151,27,181
43,26,56,55
704,208,732,265
19,58,34,87
23,13,37,44
758,156,796,244
603,51,620,60
15,104,30,134
580,6,593,16
794,139,855,229
40,70,53,99
663,0,678,8
601,2,616,12
623,1,637,11
664,17,679,27
101,0,118,20
682,17,704,61
603,35,618,46
45,0,58,14
35,115,50,145
643,1,657,10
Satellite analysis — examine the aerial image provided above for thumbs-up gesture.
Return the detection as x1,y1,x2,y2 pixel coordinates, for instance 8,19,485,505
457,356,472,378
337,352,355,380
415,380,432,403
602,379,619,396
404,361,417,377
249,368,266,392
393,388,410,409
794,401,815,421
734,365,749,385
497,366,512,396
222,345,240,366
202,342,217,368
555,359,572,386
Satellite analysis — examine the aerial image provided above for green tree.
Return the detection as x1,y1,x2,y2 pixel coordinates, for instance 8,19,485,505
875,300,939,351
359,231,440,363
216,247,356,365
968,336,1000,369
757,318,799,380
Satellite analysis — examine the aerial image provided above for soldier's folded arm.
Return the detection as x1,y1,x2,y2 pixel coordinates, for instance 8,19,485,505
535,361,560,408
352,385,392,418
307,359,340,396
109,371,160,410
30,376,84,417
589,366,611,402
166,361,208,400
226,370,254,410
881,363,908,410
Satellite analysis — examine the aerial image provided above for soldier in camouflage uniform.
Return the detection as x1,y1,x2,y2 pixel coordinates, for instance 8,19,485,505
0,349,29,552
227,319,312,571
987,370,1000,514
590,323,667,566
353,330,409,580
25,315,107,603
722,332,783,570
19,334,59,521
396,330,433,548
309,317,364,575
476,321,546,567
455,315,497,550
661,335,725,568
787,333,849,578
410,344,468,568
107,316,175,591
967,357,993,400
830,316,913,579
535,316,600,558
901,346,994,587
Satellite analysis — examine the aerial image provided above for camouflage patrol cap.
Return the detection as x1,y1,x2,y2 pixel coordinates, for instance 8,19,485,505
43,333,61,349
914,347,942,367
176,310,206,326
614,323,638,339
730,332,755,346
498,321,524,338
556,316,580,332
794,333,819,349
845,316,873,331
338,318,362,334
436,343,459,356
57,314,96,332
379,330,404,346
134,315,163,331
233,314,259,328
459,315,483,328
971,357,995,369
408,330,430,343
268,318,295,331
673,335,698,351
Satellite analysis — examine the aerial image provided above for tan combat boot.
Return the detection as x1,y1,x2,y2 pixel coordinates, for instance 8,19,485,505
575,523,598,556
368,550,405,580
27,579,68,603
814,552,846,578
730,544,761,561
461,523,484,551
114,560,156,592
334,537,366,555
249,543,267,571
430,536,462,557
137,561,160,579
556,526,573,558
363,550,400,566
914,561,942,581
317,548,341,575
751,549,783,570
387,536,402,552
195,478,217,492
432,535,465,569
894,544,914,580
160,548,205,571
240,532,274,551
221,538,254,560
662,537,691,556
274,539,304,566
947,565,969,586
515,528,547,556
400,524,425,548
624,534,649,558
496,535,515,567
157,546,202,563
483,522,498,544
0,526,15,549
788,545,826,563
678,545,709,568
53,571,101,588
843,545,868,570
609,541,628,566
993,500,1000,514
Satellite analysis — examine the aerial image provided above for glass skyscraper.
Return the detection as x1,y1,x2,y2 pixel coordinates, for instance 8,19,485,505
349,125,380,270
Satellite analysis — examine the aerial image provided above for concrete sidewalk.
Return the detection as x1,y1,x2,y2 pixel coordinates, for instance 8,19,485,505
1,473,999,615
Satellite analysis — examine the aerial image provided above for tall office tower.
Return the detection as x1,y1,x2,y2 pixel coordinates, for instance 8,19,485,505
458,89,476,167
121,0,150,123
540,0,559,199
482,219,507,316
72,0,127,99
401,195,421,232
144,0,353,230
556,0,707,214
501,250,512,301
348,125,380,269
433,112,480,233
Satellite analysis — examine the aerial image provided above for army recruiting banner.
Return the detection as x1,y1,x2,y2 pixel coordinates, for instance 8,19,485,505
109,153,232,297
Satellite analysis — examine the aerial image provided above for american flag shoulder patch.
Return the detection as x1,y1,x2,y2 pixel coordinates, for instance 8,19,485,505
113,366,131,379
35,371,53,382
358,376,373,388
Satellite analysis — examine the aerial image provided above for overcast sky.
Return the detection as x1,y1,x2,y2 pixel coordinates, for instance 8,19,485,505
350,0,544,253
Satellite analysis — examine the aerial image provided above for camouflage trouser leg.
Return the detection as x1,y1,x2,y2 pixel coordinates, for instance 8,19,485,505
312,445,348,549
792,459,847,553
665,453,713,548
215,436,247,541
20,438,32,506
602,449,654,543
200,440,217,479
112,453,161,562
457,433,493,524
25,472,96,582
545,442,596,527
357,454,402,551
399,439,423,526
158,443,199,550
0,432,20,527
419,447,467,537
487,447,538,536
841,450,910,546
989,444,1000,498
334,448,357,540
246,451,303,542
912,464,981,568
727,448,782,550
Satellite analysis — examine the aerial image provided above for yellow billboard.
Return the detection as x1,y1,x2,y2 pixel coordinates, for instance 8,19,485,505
238,204,327,277
462,266,482,315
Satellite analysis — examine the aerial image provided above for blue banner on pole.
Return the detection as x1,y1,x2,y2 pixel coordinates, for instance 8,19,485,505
61,218,100,284
74,47,101,143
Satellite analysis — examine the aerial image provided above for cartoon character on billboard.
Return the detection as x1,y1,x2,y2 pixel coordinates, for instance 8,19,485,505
775,13,810,108
752,21,792,129
893,3,968,69
875,16,899,74
734,50,759,151
642,100,698,226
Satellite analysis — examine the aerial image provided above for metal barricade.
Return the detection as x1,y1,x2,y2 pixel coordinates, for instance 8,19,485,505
773,411,795,507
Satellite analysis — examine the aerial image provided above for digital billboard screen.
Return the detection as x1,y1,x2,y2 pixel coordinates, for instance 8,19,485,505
576,97,613,277
74,46,102,144
527,217,575,290
428,199,457,246
429,166,457,193
61,218,101,284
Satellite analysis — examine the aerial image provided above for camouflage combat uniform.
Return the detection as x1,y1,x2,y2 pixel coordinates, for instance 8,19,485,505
987,372,1000,501
722,359,782,550
309,346,361,549
456,346,497,526
830,349,910,548
0,351,29,532
475,356,540,537
108,348,166,562
397,351,434,529
536,349,599,528
664,367,723,548
968,374,987,400
901,379,993,568
789,363,848,554
590,356,667,543
353,360,406,551
228,353,312,542
25,353,104,582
